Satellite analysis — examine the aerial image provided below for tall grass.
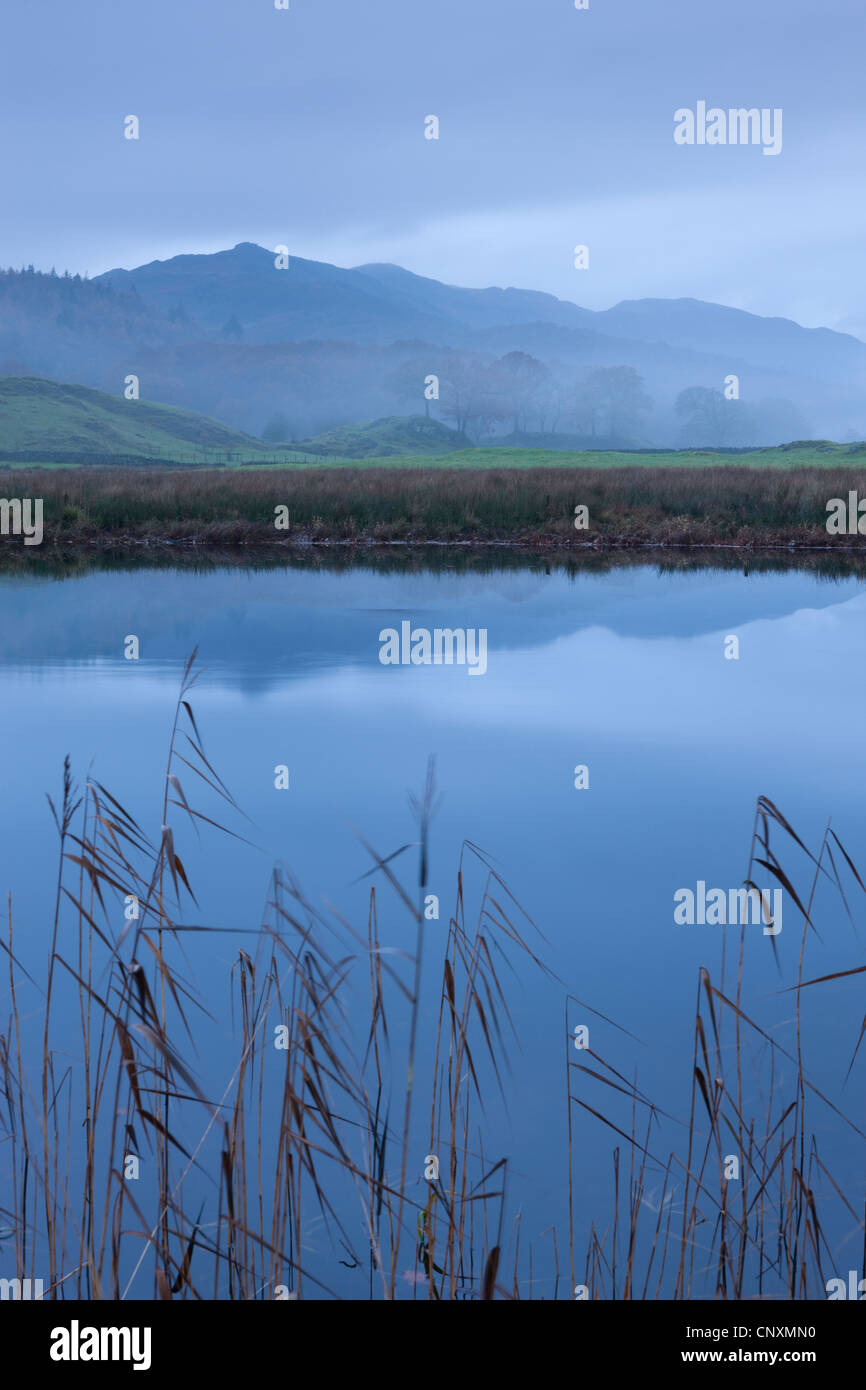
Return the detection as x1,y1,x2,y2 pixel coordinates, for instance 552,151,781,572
1,658,864,1298
2,464,866,546
568,799,866,1300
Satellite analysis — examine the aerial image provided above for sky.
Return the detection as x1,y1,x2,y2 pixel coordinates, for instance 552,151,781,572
3,0,865,333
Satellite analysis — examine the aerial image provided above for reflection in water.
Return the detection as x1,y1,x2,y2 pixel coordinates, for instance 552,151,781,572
0,551,864,1297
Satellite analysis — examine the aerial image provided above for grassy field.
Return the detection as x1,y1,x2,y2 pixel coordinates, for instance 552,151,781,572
2,379,865,548
1,462,865,547
377,441,866,470
10,444,866,472
3,379,866,473
5,442,866,472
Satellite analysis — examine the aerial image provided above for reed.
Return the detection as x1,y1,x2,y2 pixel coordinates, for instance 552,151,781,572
1,658,863,1299
568,798,866,1300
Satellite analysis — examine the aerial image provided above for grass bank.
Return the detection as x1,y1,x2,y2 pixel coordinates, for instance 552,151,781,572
1,464,865,548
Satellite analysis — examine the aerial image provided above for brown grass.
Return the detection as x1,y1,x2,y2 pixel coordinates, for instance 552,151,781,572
568,798,866,1300
1,464,866,547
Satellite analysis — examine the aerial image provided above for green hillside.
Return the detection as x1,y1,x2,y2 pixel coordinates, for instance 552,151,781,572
294,415,471,457
0,377,286,461
1,378,865,472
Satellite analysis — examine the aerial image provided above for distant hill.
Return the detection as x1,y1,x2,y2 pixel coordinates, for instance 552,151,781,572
95,244,463,345
96,243,598,346
593,298,866,380
1,246,864,443
0,380,467,462
96,245,866,383
295,415,470,458
0,377,262,458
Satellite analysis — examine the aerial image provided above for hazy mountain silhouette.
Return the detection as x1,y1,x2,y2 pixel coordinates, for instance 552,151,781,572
96,245,866,381
1,245,864,442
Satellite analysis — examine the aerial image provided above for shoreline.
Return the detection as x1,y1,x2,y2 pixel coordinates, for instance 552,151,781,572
3,533,866,552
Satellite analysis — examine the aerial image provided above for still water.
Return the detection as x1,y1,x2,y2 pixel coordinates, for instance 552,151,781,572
1,553,864,1297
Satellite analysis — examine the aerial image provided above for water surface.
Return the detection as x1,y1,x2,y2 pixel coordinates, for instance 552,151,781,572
1,552,864,1297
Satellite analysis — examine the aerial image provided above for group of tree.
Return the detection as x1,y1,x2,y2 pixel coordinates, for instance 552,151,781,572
387,351,655,443
674,385,811,447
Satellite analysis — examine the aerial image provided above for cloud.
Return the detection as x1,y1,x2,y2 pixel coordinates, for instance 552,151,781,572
2,0,864,323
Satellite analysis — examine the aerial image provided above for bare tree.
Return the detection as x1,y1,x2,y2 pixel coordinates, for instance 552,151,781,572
439,354,505,440
574,366,653,440
675,386,746,445
488,351,552,435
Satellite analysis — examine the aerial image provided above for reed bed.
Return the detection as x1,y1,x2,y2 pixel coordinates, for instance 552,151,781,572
2,464,866,546
1,656,863,1299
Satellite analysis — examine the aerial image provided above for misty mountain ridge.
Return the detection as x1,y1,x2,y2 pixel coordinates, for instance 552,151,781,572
95,243,866,377
1,244,864,444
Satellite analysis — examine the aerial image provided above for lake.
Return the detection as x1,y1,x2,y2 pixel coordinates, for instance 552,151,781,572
1,550,865,1299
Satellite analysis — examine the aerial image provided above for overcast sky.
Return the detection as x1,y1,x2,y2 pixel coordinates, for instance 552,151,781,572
3,0,865,333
